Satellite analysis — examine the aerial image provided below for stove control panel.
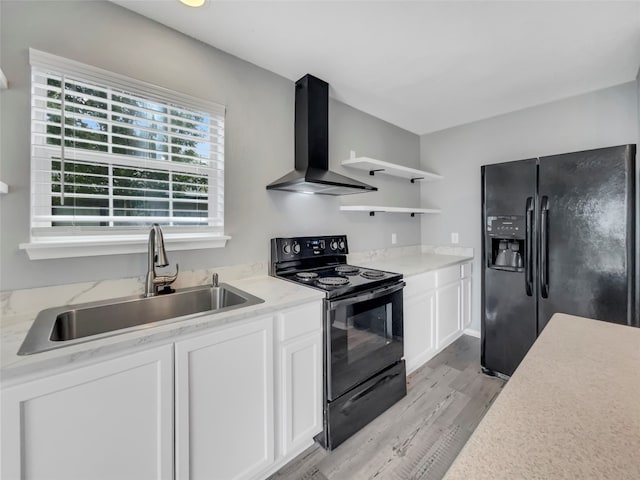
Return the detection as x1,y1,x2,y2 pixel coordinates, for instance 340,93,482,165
271,235,349,262
306,238,325,254
282,241,301,254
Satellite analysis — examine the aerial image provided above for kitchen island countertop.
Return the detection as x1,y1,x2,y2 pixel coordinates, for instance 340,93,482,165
444,313,640,479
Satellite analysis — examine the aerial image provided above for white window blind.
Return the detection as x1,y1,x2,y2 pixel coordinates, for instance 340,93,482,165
29,49,225,243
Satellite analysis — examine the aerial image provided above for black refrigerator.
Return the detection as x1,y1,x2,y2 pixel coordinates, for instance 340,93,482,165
481,144,637,378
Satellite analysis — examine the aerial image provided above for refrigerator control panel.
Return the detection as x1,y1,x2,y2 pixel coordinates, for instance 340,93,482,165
486,215,525,238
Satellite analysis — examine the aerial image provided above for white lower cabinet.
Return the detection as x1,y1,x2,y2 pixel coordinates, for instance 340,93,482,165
175,315,275,480
436,280,461,348
173,300,323,480
278,333,322,455
275,302,323,461
3,299,324,480
403,261,473,374
403,286,436,373
1,344,174,480
461,275,472,329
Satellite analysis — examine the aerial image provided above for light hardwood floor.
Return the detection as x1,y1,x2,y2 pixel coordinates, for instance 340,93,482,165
269,335,505,480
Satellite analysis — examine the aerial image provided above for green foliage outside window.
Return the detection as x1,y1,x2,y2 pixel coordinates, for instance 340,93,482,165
45,76,210,227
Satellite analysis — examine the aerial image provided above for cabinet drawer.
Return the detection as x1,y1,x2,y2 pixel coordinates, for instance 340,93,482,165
461,262,472,279
277,302,323,342
436,265,461,287
404,271,436,297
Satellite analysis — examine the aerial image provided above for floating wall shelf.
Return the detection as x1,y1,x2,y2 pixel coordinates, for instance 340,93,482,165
340,205,441,217
0,69,7,90
0,181,8,194
342,157,443,183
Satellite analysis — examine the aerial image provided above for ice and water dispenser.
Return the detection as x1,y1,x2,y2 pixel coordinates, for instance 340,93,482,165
486,215,525,271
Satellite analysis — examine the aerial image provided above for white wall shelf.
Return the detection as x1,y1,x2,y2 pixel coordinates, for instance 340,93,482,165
0,181,8,194
340,205,441,217
342,157,443,183
0,68,7,90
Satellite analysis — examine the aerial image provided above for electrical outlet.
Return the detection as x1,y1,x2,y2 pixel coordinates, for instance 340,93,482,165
451,232,459,244
391,233,397,244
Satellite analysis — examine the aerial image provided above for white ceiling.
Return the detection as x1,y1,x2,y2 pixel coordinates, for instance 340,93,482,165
112,0,640,135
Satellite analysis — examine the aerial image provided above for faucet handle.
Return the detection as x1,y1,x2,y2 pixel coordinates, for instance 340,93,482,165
156,263,179,286
212,273,219,287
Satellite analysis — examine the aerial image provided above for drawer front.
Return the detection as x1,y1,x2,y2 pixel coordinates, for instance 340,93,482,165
461,262,472,279
404,271,436,297
277,302,323,342
437,265,461,287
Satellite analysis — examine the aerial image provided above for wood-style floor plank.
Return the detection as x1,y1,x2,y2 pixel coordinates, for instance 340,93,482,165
269,335,505,480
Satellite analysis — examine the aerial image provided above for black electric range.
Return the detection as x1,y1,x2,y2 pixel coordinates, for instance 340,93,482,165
270,235,407,450
269,236,403,298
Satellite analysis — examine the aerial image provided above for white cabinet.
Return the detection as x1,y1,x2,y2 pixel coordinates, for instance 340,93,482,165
175,315,275,480
275,302,323,463
3,298,324,480
278,334,322,454
436,280,461,348
403,261,473,374
461,263,472,329
1,344,174,480
403,275,436,374
174,300,323,480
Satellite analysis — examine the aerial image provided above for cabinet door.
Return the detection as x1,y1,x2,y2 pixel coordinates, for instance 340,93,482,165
1,345,174,480
436,281,461,349
461,276,472,329
403,290,436,374
175,315,274,480
279,332,323,457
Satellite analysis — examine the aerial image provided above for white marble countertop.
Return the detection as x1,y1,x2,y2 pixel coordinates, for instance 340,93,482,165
352,252,472,278
0,276,324,383
0,245,473,384
444,313,640,479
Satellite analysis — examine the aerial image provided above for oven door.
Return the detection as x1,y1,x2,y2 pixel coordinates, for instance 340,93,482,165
326,281,405,401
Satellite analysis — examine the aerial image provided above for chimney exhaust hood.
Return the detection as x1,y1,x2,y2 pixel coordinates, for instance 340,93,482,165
266,74,377,195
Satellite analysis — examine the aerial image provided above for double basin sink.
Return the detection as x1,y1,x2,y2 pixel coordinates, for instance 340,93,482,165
18,283,264,355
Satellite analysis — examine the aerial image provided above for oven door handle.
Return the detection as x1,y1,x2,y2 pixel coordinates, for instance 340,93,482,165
327,281,406,310
340,372,402,415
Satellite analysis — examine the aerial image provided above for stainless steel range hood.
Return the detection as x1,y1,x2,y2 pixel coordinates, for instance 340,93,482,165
266,74,377,195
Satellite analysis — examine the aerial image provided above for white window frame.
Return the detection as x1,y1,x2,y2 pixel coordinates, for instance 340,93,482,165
20,49,229,260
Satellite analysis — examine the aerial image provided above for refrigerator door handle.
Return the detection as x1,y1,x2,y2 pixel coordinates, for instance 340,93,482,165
540,196,550,298
525,197,534,296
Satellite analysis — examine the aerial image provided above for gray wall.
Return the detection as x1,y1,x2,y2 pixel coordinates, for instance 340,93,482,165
420,82,639,332
0,0,421,291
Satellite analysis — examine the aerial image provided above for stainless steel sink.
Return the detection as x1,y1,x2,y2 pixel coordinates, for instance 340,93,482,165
18,283,264,355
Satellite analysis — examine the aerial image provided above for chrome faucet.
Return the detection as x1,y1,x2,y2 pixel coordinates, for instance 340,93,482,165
144,224,178,297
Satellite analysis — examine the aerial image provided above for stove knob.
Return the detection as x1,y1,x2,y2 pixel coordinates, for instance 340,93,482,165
330,239,339,251
292,242,301,254
338,239,346,250
283,243,291,254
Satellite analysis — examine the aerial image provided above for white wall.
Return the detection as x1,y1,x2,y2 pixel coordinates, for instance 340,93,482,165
420,82,639,332
0,1,421,291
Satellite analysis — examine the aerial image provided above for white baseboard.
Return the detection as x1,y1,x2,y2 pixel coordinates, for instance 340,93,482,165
463,328,480,338
258,435,317,479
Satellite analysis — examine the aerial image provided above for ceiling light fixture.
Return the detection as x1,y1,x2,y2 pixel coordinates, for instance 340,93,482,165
179,0,206,7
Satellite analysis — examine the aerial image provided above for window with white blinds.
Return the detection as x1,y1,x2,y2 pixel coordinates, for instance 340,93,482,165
28,49,225,246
